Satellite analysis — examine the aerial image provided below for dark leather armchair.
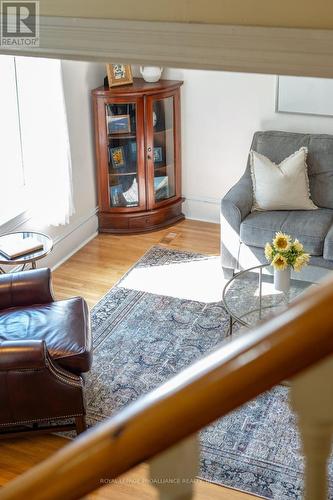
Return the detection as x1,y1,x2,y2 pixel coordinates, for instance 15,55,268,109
0,268,92,437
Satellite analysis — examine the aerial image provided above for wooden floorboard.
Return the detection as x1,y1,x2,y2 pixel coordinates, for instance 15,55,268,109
0,220,255,499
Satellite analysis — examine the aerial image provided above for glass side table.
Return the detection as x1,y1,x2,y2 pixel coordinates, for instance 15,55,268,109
0,231,53,274
222,263,328,335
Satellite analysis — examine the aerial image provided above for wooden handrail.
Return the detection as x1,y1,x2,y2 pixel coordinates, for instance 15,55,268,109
2,275,333,500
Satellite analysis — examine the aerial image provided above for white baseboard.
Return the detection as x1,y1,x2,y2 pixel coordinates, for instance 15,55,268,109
51,230,98,271
183,197,220,223
45,208,99,270
2,208,99,273
26,208,99,271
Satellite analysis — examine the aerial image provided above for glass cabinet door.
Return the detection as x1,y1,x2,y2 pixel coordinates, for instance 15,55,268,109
105,102,140,209
150,96,176,204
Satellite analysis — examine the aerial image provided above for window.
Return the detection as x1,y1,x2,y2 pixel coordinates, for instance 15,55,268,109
0,55,74,227
0,56,25,224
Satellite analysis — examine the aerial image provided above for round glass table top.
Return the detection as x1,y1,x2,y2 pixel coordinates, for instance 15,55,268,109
0,231,53,265
222,263,331,329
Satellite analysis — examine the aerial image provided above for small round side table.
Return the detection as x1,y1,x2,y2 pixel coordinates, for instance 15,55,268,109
0,231,53,274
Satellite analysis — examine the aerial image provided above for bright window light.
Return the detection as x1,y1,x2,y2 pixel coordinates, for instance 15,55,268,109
0,56,25,223
0,55,74,227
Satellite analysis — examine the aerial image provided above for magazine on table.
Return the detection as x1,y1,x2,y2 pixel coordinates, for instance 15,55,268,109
0,236,43,259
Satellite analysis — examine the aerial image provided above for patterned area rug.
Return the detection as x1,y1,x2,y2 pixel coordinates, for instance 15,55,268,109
85,245,332,499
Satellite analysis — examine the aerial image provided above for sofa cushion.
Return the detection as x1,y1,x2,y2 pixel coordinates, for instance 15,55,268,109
307,135,333,209
251,131,333,209
250,147,317,211
0,297,91,373
240,208,333,255
324,224,333,260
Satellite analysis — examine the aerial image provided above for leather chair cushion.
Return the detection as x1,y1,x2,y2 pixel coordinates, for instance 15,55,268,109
0,297,91,373
240,208,333,256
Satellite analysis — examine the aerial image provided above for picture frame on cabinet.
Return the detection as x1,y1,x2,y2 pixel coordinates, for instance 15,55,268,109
122,178,139,206
107,114,131,135
153,101,166,131
153,147,163,163
110,184,124,206
110,146,126,169
106,64,133,88
129,141,137,161
154,176,169,200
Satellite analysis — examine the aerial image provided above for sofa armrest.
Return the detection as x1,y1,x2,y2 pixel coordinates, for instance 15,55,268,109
221,174,253,233
0,268,54,310
220,173,253,272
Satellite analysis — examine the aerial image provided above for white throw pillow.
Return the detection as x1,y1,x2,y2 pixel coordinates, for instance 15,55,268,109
250,147,317,211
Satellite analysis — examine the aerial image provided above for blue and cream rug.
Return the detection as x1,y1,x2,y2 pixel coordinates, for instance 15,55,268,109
85,245,333,500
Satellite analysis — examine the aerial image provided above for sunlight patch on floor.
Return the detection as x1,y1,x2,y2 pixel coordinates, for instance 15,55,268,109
254,282,283,297
120,256,227,303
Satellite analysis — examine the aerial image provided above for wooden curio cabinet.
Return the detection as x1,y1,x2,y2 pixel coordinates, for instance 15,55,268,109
92,78,184,233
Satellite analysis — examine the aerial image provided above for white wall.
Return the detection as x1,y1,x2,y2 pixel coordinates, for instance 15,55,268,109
3,60,105,269
160,68,333,223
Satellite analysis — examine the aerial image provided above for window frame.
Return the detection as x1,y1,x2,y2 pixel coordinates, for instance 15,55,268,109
0,55,27,229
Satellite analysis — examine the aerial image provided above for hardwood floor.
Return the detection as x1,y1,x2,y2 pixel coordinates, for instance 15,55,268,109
52,219,221,308
0,220,255,499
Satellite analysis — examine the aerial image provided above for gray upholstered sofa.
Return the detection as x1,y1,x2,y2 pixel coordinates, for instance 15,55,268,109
221,130,333,278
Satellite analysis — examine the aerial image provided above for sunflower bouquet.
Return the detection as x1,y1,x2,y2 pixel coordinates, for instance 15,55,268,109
265,232,310,272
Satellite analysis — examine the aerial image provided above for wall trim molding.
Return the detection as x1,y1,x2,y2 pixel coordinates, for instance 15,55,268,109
5,207,99,273
52,230,98,271
184,197,220,224
49,206,99,270
52,206,98,248
1,17,333,77
186,196,220,206
0,210,31,235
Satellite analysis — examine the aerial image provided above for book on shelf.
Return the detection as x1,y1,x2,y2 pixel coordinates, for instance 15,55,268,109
110,179,139,207
154,176,168,190
109,146,126,168
0,237,43,259
123,178,139,205
154,176,170,200
110,184,124,206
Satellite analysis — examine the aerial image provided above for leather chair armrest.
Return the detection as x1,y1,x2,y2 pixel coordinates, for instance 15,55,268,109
0,268,54,310
0,339,82,384
0,340,85,428
0,340,47,371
